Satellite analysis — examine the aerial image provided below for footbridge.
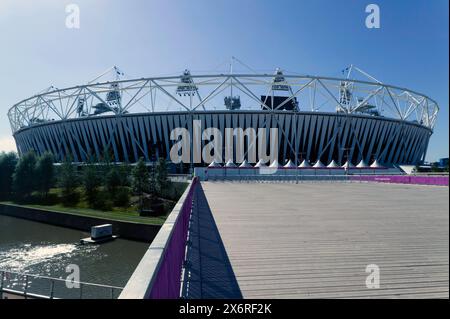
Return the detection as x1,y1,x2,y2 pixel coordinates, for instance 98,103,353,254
120,174,449,299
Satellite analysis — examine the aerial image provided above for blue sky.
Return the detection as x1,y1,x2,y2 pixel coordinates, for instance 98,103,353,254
0,0,448,161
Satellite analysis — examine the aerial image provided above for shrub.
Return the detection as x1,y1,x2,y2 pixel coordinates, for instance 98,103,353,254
62,191,80,207
161,181,188,201
91,190,113,211
113,187,131,207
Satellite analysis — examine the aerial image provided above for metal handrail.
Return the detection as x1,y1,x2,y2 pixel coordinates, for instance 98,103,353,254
411,172,449,176
0,269,123,299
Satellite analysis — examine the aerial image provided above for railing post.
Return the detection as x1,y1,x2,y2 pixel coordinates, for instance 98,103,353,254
0,271,4,296
49,280,55,299
24,275,29,299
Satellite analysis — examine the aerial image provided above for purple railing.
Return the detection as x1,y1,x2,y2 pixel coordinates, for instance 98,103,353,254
350,175,448,186
149,177,198,298
119,177,199,299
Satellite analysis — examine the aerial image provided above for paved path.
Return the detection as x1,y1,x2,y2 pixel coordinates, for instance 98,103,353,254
189,181,448,298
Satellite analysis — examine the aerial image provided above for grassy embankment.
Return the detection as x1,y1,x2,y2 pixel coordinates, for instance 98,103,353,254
1,182,188,225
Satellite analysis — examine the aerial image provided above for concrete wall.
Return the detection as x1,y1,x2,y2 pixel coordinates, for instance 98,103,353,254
0,204,160,242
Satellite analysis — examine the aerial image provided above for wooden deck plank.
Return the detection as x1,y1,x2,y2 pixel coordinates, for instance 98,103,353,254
201,182,449,299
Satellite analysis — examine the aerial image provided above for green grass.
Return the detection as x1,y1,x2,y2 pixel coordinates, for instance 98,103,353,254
1,200,167,225
1,182,188,226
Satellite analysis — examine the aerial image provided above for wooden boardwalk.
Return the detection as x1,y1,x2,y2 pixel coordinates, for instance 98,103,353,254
197,181,449,298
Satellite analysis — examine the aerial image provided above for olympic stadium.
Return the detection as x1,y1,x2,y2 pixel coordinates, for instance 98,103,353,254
7,65,439,170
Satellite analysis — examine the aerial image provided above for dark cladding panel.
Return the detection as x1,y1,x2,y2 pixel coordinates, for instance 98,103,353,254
13,112,431,166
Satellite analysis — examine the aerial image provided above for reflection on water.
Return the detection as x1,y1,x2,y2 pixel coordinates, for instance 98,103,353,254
0,243,85,272
0,214,149,298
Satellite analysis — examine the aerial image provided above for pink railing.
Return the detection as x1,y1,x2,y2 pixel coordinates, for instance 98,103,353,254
148,177,198,298
119,177,199,299
350,175,448,186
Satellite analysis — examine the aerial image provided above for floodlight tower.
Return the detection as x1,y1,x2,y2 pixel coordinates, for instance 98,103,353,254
176,69,205,110
224,57,241,110
270,68,299,111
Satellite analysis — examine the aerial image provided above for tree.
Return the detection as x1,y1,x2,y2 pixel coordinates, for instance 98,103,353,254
105,164,131,207
100,147,113,176
35,152,54,198
132,158,149,211
58,157,80,205
105,166,121,196
12,151,37,200
82,163,102,206
118,164,131,187
132,158,149,196
155,158,169,195
0,152,18,200
148,163,157,196
100,147,113,165
431,162,441,173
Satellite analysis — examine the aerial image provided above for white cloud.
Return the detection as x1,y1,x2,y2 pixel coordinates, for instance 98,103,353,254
0,135,17,153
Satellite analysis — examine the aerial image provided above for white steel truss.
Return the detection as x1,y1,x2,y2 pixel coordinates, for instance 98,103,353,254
8,72,439,133
7,69,439,166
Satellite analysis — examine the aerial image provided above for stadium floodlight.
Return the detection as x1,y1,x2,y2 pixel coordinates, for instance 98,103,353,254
272,68,290,91
224,96,241,110
176,69,198,97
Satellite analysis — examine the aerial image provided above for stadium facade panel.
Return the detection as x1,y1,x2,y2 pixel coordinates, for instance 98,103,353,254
13,111,431,165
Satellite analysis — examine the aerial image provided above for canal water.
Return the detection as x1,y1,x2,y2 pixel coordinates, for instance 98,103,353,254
0,214,149,299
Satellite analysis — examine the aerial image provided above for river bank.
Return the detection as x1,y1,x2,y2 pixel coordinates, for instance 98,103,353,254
0,203,160,242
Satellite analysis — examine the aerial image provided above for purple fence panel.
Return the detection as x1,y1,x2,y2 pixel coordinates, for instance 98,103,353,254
350,175,448,186
409,176,449,186
148,177,198,299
